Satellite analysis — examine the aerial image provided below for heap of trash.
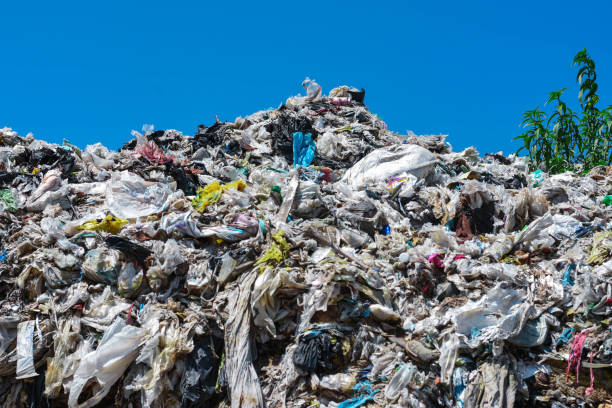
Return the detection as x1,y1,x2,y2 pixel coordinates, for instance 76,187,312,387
1,78,612,408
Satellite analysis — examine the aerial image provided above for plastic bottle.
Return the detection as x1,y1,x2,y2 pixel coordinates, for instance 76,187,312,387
319,373,355,392
385,363,416,400
217,252,237,284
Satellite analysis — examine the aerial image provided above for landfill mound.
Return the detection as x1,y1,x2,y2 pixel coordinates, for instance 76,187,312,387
1,78,612,408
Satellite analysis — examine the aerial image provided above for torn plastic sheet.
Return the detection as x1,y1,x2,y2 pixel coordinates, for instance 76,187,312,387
80,287,131,330
452,283,537,348
223,271,265,408
251,267,308,336
105,171,177,219
16,321,38,380
509,316,548,347
128,306,194,408
68,318,145,408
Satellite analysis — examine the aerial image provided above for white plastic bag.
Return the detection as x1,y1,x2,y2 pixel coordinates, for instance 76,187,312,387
341,144,437,189
68,318,145,408
302,77,322,101
105,171,177,219
83,143,116,169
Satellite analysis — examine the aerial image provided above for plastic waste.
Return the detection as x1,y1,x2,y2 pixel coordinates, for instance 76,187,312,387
81,248,122,283
385,363,416,400
341,144,437,189
368,304,400,321
439,334,459,385
180,336,222,404
586,231,612,265
83,143,116,169
2,79,612,407
106,171,177,219
530,169,546,186
77,215,128,234
319,373,355,392
68,318,145,408
217,252,237,284
254,230,290,267
16,321,38,379
0,189,17,212
302,77,322,101
117,262,144,297
223,271,265,408
134,138,177,165
292,132,316,168
192,179,246,212
105,235,152,265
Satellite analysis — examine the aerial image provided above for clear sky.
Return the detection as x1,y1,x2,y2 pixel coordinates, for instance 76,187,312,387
1,1,611,155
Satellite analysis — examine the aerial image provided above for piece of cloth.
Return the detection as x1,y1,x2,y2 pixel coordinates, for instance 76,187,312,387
566,329,589,383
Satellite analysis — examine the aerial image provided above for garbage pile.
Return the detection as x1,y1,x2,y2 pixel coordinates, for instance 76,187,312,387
1,78,612,408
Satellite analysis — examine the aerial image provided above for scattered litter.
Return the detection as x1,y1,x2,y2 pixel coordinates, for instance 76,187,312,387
1,79,612,407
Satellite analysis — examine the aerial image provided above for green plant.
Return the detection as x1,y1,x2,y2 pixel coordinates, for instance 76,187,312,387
515,49,612,173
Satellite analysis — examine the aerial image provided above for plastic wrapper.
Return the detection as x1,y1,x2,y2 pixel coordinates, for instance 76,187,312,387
217,252,237,284
77,215,128,234
223,271,265,408
105,171,177,219
81,248,122,283
117,262,144,297
192,179,246,212
0,188,18,212
318,373,355,392
302,77,322,101
16,321,38,379
292,131,316,168
83,143,116,169
452,283,537,348
81,287,131,329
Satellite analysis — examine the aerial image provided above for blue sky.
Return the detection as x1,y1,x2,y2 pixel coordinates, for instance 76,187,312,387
1,1,611,155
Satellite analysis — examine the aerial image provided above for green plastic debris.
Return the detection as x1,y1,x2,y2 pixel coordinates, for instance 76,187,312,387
603,195,612,206
0,189,17,212
531,169,545,186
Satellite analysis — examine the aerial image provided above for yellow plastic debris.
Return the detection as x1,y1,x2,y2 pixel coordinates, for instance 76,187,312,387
77,216,128,234
254,230,291,267
586,231,612,265
192,180,247,212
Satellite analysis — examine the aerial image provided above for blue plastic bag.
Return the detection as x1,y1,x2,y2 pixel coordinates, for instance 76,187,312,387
337,391,380,408
292,132,315,168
